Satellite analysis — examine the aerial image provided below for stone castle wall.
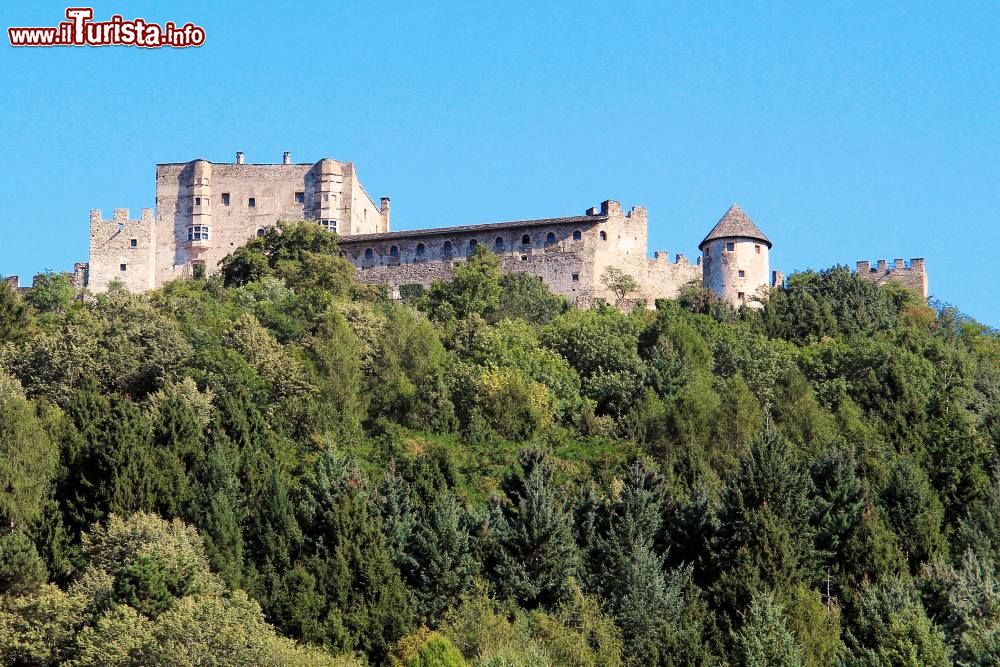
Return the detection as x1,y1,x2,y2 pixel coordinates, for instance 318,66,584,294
855,258,927,298
88,208,156,293
341,201,702,307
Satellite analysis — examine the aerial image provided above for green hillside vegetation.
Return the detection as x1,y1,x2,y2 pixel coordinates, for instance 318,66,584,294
0,221,997,666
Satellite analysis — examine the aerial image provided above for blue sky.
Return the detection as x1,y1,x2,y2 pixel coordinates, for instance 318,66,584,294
1,1,997,324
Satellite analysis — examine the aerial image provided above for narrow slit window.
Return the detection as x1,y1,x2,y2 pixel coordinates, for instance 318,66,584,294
248,197,256,208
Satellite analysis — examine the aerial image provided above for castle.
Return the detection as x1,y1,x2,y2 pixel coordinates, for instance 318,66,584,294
65,153,927,307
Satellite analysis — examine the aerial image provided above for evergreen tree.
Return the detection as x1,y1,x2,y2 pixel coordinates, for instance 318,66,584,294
491,450,580,609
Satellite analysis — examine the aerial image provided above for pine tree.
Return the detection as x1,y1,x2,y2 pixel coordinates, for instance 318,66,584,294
406,494,477,623
490,450,580,609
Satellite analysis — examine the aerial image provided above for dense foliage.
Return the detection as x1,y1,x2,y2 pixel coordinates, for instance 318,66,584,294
0,221,997,666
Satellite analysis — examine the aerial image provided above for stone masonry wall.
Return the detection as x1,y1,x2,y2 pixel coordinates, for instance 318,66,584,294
343,201,703,308
88,208,156,292
855,258,928,298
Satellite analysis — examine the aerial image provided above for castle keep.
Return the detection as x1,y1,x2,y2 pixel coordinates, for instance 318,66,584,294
78,153,928,306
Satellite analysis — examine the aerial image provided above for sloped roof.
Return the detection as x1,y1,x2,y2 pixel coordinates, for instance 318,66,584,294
340,214,606,244
699,204,771,249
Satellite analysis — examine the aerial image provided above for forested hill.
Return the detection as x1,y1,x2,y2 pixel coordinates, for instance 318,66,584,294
0,221,997,666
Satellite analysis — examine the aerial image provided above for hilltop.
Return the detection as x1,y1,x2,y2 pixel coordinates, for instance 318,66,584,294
0,221,997,666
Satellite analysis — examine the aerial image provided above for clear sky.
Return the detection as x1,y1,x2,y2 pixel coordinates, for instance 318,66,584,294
1,1,997,324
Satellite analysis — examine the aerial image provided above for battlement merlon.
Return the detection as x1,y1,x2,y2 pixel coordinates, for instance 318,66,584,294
90,208,155,225
854,257,927,298
855,257,925,274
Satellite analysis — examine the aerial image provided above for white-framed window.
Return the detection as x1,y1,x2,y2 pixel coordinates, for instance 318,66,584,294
319,220,337,232
187,225,210,241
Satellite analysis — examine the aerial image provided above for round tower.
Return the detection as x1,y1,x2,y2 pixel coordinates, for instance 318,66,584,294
699,204,771,308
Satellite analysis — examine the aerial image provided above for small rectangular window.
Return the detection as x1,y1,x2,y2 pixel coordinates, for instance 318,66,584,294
572,273,579,282
120,264,127,272
738,270,745,278
294,192,304,204
755,244,761,254
323,193,330,202
248,197,256,208
130,238,137,248
222,193,230,206
726,242,735,252
195,197,201,206
738,291,745,300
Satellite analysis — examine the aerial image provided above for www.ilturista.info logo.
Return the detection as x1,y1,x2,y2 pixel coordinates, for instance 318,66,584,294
8,8,205,48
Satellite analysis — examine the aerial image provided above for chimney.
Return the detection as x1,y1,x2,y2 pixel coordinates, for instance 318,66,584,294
282,151,291,164
235,151,245,165
380,197,391,231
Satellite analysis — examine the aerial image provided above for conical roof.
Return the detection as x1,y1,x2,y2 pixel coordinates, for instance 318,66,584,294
699,204,771,249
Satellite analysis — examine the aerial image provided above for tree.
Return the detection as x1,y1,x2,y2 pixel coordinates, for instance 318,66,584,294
601,267,638,307
0,377,58,533
0,280,32,343
26,271,75,314
732,591,804,667
425,245,503,321
490,450,580,609
0,533,47,596
495,272,567,325
406,494,478,624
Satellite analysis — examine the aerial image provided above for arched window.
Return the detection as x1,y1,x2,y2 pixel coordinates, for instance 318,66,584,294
572,230,582,241
599,231,607,241
443,241,453,255
545,232,556,245
416,243,425,257
364,248,374,260
256,228,265,238
521,234,531,245
468,239,478,254
390,245,399,258
495,236,504,251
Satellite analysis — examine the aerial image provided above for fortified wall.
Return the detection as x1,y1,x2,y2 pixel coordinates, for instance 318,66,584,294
855,258,928,298
340,200,701,307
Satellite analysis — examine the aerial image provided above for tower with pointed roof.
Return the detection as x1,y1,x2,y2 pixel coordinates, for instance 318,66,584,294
699,204,771,308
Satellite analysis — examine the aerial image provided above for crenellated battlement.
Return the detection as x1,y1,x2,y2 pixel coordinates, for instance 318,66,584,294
90,208,154,226
855,257,927,297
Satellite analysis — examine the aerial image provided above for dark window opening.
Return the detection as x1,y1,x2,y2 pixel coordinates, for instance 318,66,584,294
194,197,201,206
572,273,579,282
738,270,746,278
364,248,374,259
495,237,504,251
221,193,230,206
443,241,453,254
390,245,399,258
521,234,531,245
256,228,265,237
416,243,426,257
599,231,607,241
572,230,582,241
192,262,206,280
119,263,127,272
294,191,304,204
755,244,761,254
248,197,256,208
738,291,745,300
545,232,556,245
726,242,735,251
130,238,137,248
468,239,478,253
